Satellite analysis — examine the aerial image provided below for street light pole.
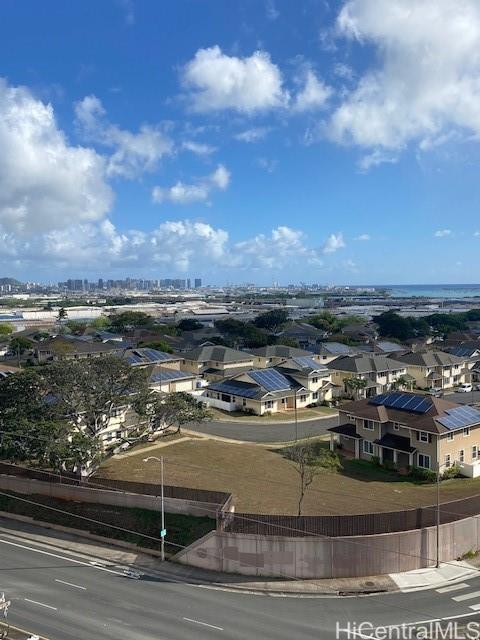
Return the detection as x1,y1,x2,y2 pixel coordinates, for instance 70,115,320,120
294,388,298,442
436,461,441,568
143,456,165,561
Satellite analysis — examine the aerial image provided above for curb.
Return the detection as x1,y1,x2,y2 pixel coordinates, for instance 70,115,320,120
208,412,338,425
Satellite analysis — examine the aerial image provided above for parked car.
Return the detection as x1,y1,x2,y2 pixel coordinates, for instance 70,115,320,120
428,387,443,397
475,384,480,392
458,383,473,393
123,567,143,580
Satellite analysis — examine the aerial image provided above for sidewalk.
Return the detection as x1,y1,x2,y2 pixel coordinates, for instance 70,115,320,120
1,516,478,597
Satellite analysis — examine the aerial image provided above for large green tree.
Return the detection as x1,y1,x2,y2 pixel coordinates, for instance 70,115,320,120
253,309,289,332
40,355,149,438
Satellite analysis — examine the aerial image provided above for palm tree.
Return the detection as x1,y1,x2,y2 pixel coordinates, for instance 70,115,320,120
345,376,368,400
57,307,68,323
393,374,414,391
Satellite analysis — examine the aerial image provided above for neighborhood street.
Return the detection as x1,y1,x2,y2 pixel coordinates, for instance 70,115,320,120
187,415,339,442
2,518,480,640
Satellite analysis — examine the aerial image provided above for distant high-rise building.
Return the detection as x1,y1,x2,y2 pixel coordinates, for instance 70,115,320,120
98,278,104,290
194,278,202,288
187,278,191,289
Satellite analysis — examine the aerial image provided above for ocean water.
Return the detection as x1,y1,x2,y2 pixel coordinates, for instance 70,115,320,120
385,285,480,299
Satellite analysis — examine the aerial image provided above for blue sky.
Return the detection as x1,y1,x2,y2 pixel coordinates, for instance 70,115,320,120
1,0,480,285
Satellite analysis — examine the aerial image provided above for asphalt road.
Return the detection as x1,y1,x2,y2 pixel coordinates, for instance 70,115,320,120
187,416,339,442
447,390,480,405
2,519,480,640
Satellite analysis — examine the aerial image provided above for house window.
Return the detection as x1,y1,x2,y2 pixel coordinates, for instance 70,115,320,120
459,449,465,463
242,399,247,407
363,440,375,455
464,427,470,437
393,423,400,431
312,392,318,400
300,395,307,402
364,420,375,431
445,454,451,468
312,377,318,383
418,454,431,469
265,400,274,409
473,445,478,460
348,414,355,422
419,431,429,443
447,432,454,442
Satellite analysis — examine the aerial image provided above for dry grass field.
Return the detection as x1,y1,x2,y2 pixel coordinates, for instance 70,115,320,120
98,437,480,516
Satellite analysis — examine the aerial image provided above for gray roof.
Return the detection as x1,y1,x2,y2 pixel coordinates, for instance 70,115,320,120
247,345,314,358
395,350,465,367
314,342,359,356
327,354,406,374
277,357,330,376
448,346,480,358
375,341,405,353
182,345,253,363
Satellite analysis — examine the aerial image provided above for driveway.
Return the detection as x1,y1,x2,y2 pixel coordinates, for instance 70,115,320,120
187,415,339,443
445,390,480,404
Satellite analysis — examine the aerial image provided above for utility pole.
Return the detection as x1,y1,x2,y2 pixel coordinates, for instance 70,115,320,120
143,456,166,561
436,461,441,568
294,388,298,442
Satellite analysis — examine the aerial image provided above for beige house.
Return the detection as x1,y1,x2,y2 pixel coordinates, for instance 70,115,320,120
326,354,409,398
395,350,470,390
202,357,333,415
149,367,199,394
179,345,254,381
247,345,323,368
329,391,480,476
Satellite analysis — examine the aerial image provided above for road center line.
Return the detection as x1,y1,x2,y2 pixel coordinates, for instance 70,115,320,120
55,579,86,590
24,598,57,611
183,617,224,631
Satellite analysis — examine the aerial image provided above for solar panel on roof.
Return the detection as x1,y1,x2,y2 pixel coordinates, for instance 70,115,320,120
127,354,143,365
369,392,433,414
437,405,480,430
292,356,325,370
249,369,292,391
209,381,259,399
142,348,171,362
151,369,189,383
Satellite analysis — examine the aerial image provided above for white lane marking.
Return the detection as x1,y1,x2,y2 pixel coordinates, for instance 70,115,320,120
0,538,124,577
453,590,480,601
55,579,86,590
470,603,480,611
436,583,470,593
183,617,224,631
24,598,57,611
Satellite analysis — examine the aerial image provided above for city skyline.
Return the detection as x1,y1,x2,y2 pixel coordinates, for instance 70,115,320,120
1,1,480,284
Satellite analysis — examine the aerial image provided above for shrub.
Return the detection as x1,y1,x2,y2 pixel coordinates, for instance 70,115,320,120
442,464,461,480
408,466,437,483
316,449,343,472
382,459,396,471
371,455,381,467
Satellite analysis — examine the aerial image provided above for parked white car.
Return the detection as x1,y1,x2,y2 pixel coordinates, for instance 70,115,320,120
458,383,473,393
428,387,443,397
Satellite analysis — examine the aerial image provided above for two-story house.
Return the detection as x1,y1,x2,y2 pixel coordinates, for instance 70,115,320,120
202,357,332,415
395,350,470,390
328,391,480,476
326,354,408,398
179,345,255,381
247,345,322,368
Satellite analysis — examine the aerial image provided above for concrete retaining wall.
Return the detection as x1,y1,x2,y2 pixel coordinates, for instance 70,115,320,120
174,516,480,579
0,475,219,518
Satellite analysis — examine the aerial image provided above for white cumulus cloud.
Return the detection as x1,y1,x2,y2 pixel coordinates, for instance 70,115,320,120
0,78,113,235
234,127,271,143
356,233,370,241
323,232,346,254
293,70,332,112
182,46,288,113
329,0,480,161
152,164,230,205
75,95,173,178
434,229,452,238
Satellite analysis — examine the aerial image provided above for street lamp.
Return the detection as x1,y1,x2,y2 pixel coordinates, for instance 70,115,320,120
143,455,166,561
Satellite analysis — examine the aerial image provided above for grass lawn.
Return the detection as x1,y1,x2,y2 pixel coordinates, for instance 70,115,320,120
209,406,337,422
97,438,480,516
